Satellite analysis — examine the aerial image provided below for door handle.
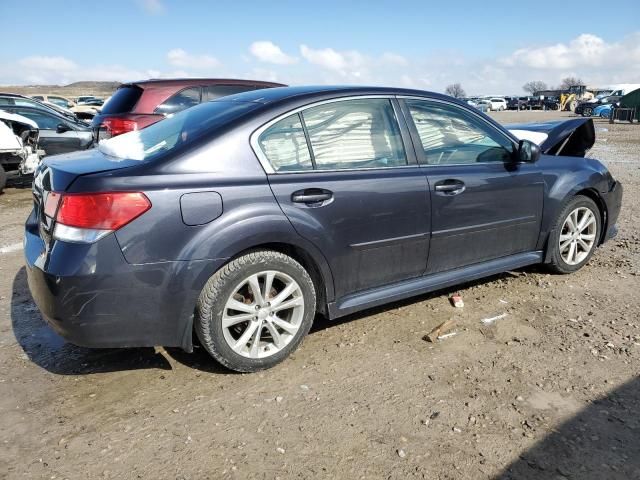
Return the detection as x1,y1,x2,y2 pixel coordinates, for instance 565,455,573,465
434,180,466,195
291,189,333,205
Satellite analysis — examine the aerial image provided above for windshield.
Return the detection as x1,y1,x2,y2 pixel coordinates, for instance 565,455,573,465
98,100,260,161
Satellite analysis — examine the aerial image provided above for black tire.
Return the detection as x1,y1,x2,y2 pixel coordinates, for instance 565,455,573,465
0,164,7,193
546,195,601,274
195,250,316,372
583,107,593,117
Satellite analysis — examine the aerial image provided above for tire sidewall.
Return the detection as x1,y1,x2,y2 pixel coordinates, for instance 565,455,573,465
550,196,601,273
198,252,316,372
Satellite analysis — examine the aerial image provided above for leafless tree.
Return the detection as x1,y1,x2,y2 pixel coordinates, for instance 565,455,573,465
445,83,466,99
558,77,585,90
522,80,548,95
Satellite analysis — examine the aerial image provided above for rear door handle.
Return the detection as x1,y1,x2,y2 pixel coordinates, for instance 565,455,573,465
434,180,466,195
291,189,333,205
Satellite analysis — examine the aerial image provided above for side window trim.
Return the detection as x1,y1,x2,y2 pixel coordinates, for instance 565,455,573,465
397,96,518,166
298,112,317,170
251,95,417,174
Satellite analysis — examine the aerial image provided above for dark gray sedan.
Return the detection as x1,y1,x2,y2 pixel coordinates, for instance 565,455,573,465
25,86,622,372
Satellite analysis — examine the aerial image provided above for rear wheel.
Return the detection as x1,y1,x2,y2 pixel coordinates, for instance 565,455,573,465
195,250,316,372
546,196,601,274
583,107,593,117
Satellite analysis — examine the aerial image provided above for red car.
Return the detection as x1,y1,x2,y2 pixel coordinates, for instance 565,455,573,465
91,78,285,141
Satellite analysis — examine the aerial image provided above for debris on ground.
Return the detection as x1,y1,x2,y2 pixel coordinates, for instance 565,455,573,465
481,313,508,325
437,332,458,340
424,320,457,342
450,293,464,308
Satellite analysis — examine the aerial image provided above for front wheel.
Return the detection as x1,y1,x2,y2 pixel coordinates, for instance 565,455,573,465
546,196,601,274
195,250,316,372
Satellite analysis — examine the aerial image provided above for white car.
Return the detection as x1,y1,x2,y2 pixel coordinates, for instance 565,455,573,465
486,98,508,111
0,110,41,191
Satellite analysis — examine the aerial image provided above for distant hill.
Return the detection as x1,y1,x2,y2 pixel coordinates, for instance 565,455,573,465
0,81,121,99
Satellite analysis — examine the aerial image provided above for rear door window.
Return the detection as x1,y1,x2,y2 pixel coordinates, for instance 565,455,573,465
204,85,255,101
101,86,143,114
301,98,407,170
155,87,202,115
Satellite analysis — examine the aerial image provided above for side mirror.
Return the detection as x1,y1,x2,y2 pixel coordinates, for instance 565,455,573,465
56,123,71,134
67,102,74,108
517,139,540,163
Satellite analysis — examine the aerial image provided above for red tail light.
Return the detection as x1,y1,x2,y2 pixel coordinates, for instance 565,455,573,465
101,117,139,137
57,192,151,230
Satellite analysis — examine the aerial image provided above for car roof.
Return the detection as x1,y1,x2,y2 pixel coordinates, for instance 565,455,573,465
124,78,287,89
211,85,460,106
0,92,30,98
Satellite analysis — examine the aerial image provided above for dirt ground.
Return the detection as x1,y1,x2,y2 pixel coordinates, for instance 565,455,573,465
1,110,639,480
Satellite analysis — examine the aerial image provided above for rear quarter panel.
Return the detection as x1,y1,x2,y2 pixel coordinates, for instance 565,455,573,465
69,129,336,301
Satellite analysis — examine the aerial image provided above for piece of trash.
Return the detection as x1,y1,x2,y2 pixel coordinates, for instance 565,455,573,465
499,299,508,304
437,332,458,340
450,294,464,308
480,313,508,325
424,319,456,342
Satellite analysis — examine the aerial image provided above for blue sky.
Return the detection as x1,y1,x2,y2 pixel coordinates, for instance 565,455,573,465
1,0,639,94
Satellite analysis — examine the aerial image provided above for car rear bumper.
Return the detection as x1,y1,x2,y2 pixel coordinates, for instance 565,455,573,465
24,210,225,350
602,180,623,243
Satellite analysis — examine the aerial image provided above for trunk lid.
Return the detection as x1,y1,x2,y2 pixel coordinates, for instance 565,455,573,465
36,148,141,192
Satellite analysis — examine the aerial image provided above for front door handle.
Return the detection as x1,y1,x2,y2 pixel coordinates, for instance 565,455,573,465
434,180,466,195
291,189,334,205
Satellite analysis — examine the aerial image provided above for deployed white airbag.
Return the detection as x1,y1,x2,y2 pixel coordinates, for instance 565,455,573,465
508,129,549,146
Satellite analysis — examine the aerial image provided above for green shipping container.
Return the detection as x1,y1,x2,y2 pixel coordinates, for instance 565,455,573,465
620,88,640,121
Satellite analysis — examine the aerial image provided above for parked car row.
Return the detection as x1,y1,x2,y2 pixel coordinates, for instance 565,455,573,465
0,79,284,185
31,94,104,120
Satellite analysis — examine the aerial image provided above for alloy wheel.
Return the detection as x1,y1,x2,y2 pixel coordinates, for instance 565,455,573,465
559,207,597,265
221,270,305,359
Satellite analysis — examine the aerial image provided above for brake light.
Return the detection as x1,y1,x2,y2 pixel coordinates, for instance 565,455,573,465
50,192,151,243
101,117,138,138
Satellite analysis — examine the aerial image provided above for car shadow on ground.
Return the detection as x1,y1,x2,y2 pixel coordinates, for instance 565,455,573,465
495,376,640,480
11,267,172,375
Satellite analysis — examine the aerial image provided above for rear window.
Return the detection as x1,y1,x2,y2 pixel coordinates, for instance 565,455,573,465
98,100,259,162
101,86,143,114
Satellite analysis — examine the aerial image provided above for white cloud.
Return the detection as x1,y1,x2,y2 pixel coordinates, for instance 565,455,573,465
300,45,347,71
19,56,78,71
249,41,297,65
379,53,408,66
137,0,165,15
501,33,640,69
2,32,639,96
166,48,220,69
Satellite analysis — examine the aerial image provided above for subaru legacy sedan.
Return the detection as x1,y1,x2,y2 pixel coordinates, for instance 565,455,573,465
25,86,622,372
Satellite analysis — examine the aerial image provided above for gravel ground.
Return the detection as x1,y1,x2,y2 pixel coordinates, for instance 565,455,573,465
0,111,639,479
